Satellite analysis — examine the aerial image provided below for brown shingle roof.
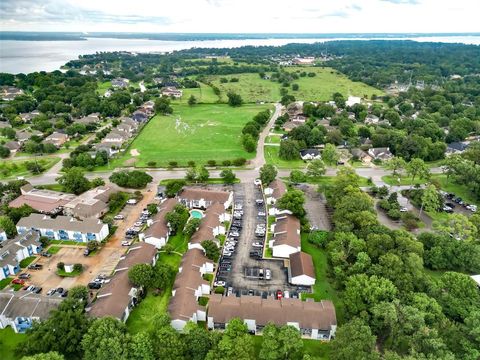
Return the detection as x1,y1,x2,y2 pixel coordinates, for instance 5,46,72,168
179,188,230,204
273,214,301,248
208,295,336,330
289,251,315,279
268,179,287,199
168,287,205,321
189,202,224,245
144,198,177,239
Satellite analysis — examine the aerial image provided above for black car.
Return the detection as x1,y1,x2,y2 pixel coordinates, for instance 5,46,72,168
445,202,456,208
41,252,52,257
61,290,69,297
34,287,42,294
28,264,43,270
56,287,64,294
88,282,102,290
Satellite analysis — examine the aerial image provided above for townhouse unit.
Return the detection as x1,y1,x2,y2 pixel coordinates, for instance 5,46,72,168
0,231,41,280
264,179,287,207
0,292,62,333
169,248,214,331
161,86,183,98
17,214,109,242
208,295,337,340
88,243,158,322
289,251,316,286
43,132,69,148
142,198,177,249
189,202,230,250
0,230,7,242
269,214,301,258
178,188,233,210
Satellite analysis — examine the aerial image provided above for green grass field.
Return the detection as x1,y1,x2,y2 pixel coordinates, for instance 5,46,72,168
0,327,25,360
264,145,307,169
0,157,60,180
204,67,382,103
97,81,111,95
111,103,271,167
301,234,344,324
284,66,384,101
176,83,220,104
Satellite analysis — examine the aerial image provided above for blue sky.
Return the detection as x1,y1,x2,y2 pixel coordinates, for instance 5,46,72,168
0,0,478,33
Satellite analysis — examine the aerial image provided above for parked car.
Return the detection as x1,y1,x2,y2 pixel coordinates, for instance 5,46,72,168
46,289,56,296
18,273,31,280
258,212,266,217
284,290,290,299
276,290,283,300
214,281,226,287
33,287,42,294
134,221,143,227
230,231,240,237
122,240,132,246
61,290,69,297
400,207,408,212
83,248,91,256
40,251,52,257
254,179,262,186
467,204,477,212
56,287,64,294
248,289,254,296
252,242,263,248
12,278,25,285
265,269,271,280
28,264,43,270
256,199,264,205
114,214,125,220
126,199,137,205
88,282,102,290
442,206,454,213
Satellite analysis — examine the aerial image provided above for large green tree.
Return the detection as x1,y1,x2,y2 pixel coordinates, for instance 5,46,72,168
331,319,379,360
259,164,277,185
277,189,306,217
57,167,90,195
81,317,130,360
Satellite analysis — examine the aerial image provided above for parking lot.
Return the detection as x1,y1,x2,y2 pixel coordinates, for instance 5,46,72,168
214,183,300,298
16,185,159,296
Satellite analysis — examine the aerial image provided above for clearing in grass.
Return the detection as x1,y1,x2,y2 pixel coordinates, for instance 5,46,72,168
112,103,271,167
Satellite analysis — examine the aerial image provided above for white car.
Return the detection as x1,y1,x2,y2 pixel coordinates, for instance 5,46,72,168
213,281,226,287
284,290,290,299
258,212,266,217
252,242,263,248
467,204,477,212
230,231,240,237
127,199,137,205
223,251,232,256
114,214,125,220
265,269,271,280
400,207,408,212
46,289,56,296
254,179,262,186
121,240,132,246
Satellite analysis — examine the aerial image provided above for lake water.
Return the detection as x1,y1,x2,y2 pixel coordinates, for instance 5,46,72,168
1,36,479,74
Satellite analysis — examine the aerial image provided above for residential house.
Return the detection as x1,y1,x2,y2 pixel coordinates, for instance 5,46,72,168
9,184,76,215
19,110,41,123
88,243,158,322
111,78,129,88
15,131,31,144
368,147,393,161
94,142,121,157
351,148,373,165
282,121,301,132
189,202,230,250
289,251,316,286
286,102,304,117
346,96,361,107
119,117,138,130
446,141,470,155
264,179,287,206
178,188,233,210
161,87,183,98
0,292,62,333
364,114,380,125
1,86,24,101
142,198,177,249
116,122,135,134
207,295,337,340
5,141,21,154
269,214,301,258
299,149,321,161
292,57,315,65
169,248,214,331
63,186,114,219
76,113,100,125
0,231,42,280
103,129,129,144
44,132,69,147
291,114,307,123
17,214,109,242
132,111,148,123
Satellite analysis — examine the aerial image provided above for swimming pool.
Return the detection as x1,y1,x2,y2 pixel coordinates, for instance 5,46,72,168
190,210,203,219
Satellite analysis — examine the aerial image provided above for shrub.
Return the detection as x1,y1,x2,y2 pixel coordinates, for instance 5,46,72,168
73,263,83,272
57,262,65,271
222,160,232,166
109,170,152,189
87,241,98,251
387,209,401,220
207,160,216,167
214,286,225,294
233,157,247,166
378,199,391,211
147,161,157,167
168,161,178,168
187,161,196,167
308,231,329,248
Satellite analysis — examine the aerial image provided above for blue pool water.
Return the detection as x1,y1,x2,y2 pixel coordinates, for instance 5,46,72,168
190,210,203,219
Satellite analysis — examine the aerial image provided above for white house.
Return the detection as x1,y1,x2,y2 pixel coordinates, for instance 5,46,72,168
0,231,41,280
142,199,177,249
188,202,229,250
269,214,301,258
264,179,287,206
299,149,321,161
16,214,109,242
346,96,361,107
178,188,233,210
289,251,316,286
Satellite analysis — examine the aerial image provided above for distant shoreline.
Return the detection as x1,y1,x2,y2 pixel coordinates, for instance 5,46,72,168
1,32,480,42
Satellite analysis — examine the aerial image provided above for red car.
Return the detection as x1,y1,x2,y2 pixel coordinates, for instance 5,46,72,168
276,290,283,300
12,278,25,285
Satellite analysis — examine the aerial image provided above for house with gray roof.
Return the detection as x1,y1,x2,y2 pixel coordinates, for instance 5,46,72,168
17,214,109,242
0,231,41,280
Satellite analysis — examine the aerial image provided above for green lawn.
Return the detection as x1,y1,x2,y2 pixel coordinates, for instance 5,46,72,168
57,268,82,277
0,157,61,180
0,278,12,290
47,246,61,255
382,174,479,206
97,81,111,95
175,83,220,104
49,240,86,246
265,135,281,144
19,256,36,268
264,145,306,169
110,103,271,167
284,67,384,101
0,327,25,360
301,234,344,324
36,183,64,192
207,73,281,103
127,234,187,334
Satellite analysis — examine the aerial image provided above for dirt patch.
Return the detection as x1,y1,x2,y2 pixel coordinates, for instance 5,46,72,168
130,148,140,156
125,158,136,166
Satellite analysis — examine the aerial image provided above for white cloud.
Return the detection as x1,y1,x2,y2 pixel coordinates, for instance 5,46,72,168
0,0,479,33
